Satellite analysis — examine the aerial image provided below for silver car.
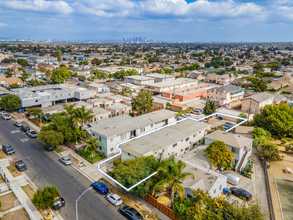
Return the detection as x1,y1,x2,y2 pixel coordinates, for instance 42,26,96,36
59,157,72,166
106,193,123,206
27,130,38,138
2,114,11,120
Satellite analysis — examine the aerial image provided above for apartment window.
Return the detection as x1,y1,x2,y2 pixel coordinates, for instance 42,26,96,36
140,127,145,133
155,152,158,154
128,153,131,156
199,131,201,133
173,143,177,147
110,148,114,152
214,189,216,194
151,124,153,128
56,96,58,98
193,134,197,138
48,96,51,99
35,100,39,102
120,134,126,140
219,184,222,191
181,149,183,152
69,93,72,95
100,116,103,119
231,147,239,154
181,140,183,142
122,111,124,114
110,138,113,142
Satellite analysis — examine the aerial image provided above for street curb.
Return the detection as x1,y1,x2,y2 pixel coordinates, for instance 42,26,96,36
53,150,96,183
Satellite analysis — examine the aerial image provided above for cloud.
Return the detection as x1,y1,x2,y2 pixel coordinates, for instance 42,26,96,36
0,23,8,27
0,0,73,14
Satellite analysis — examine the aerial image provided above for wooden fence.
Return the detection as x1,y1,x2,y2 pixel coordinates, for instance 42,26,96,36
141,195,179,220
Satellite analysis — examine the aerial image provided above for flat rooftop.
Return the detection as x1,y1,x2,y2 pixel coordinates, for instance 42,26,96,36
176,84,219,96
95,92,114,98
144,78,197,88
145,73,175,79
125,75,154,81
106,103,130,110
92,107,111,114
120,120,210,157
85,110,176,137
42,105,64,112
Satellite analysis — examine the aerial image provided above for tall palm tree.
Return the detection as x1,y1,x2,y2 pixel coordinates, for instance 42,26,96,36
152,156,194,202
56,51,62,83
45,69,52,84
62,103,76,116
72,106,94,129
85,134,101,157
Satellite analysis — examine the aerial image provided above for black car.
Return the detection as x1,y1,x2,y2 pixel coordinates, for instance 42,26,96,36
21,125,30,132
52,196,65,210
15,160,27,171
120,205,144,220
2,144,15,155
230,187,252,200
44,144,55,151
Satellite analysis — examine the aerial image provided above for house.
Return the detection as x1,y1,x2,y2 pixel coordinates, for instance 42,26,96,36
124,75,155,86
188,71,206,81
206,84,244,105
171,103,187,112
84,110,176,157
182,164,227,199
206,74,218,83
145,73,176,82
216,75,235,85
88,83,110,94
0,77,23,87
120,120,211,161
285,86,293,94
105,103,132,117
205,130,253,172
91,107,111,122
267,82,282,90
279,75,293,84
241,92,286,114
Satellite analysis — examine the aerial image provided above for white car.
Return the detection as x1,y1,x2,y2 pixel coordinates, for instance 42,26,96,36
59,157,72,166
2,114,11,120
106,193,123,206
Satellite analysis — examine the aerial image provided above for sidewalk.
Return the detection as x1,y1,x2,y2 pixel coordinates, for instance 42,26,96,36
17,118,41,132
0,158,44,220
58,145,171,220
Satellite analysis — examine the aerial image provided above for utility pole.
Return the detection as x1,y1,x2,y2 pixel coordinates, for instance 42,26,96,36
34,61,36,81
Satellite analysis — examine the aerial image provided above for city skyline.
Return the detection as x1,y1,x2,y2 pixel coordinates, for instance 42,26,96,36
0,0,293,42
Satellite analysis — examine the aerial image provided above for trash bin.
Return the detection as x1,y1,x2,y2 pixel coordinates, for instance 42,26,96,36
248,173,252,179
266,162,270,169
223,188,229,194
248,163,252,168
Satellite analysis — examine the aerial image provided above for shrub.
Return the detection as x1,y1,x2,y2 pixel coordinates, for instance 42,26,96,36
245,164,252,173
113,158,121,166
281,139,288,144
285,145,291,151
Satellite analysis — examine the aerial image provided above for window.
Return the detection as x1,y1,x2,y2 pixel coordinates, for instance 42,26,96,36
140,127,145,133
128,153,131,156
120,134,126,140
35,100,39,102
219,184,222,191
151,124,153,128
69,93,72,95
181,140,183,142
181,149,183,152
199,131,201,133
48,96,51,99
110,148,114,152
214,189,216,194
100,116,103,119
173,143,177,147
110,138,113,142
231,147,239,154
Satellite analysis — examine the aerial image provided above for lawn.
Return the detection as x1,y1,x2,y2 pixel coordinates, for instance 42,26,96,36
2,208,30,220
77,148,105,164
21,184,35,200
55,146,64,153
6,165,22,177
0,151,7,159
0,192,18,211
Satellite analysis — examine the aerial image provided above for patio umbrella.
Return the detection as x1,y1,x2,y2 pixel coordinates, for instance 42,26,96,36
157,196,171,205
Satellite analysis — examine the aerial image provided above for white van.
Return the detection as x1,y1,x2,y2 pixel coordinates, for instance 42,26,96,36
221,172,240,185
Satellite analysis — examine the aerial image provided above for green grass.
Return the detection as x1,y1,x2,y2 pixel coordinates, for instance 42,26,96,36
55,147,64,153
77,148,105,164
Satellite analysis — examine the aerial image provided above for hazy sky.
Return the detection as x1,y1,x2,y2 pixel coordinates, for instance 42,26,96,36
0,0,292,42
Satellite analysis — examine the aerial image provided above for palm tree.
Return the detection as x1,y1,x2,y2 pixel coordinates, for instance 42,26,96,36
72,106,94,129
56,51,62,83
152,156,194,202
62,103,76,116
45,69,52,84
85,134,101,158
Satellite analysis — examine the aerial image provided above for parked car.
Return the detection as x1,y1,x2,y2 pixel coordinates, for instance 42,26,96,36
59,157,72,166
2,114,11,120
221,172,240,185
27,130,38,138
92,181,108,194
192,110,202,115
224,122,235,127
14,121,23,127
52,195,65,210
119,205,144,220
106,193,123,206
44,144,55,151
15,160,27,171
0,111,7,116
44,115,55,122
182,114,190,117
230,187,252,200
21,125,30,132
2,144,15,155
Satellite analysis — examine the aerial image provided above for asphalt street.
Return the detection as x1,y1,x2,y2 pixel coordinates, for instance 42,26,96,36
0,119,124,220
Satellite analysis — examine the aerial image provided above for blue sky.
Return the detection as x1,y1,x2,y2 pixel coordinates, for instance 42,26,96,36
0,0,292,42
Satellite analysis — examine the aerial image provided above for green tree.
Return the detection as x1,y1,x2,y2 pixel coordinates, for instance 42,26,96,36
252,127,267,139
254,137,282,161
9,83,20,89
253,62,264,76
39,65,46,73
39,130,64,147
62,103,76,116
265,62,281,71
131,90,154,115
148,56,159,63
91,58,102,66
85,134,101,157
32,186,59,209
17,58,29,66
92,70,108,79
172,197,192,218
45,69,52,84
0,94,21,111
204,141,235,168
79,61,89,65
19,72,30,82
1,58,10,63
72,106,94,129
236,113,248,125
51,67,70,83
152,156,194,202
203,100,216,116
27,107,42,119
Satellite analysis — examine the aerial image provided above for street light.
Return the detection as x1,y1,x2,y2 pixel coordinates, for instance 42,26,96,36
76,186,93,220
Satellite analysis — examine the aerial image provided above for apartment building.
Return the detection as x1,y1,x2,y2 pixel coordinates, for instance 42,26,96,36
124,75,155,86
206,84,244,105
144,78,198,94
85,110,176,157
205,130,253,172
120,120,211,161
12,84,93,109
145,73,176,82
105,103,132,117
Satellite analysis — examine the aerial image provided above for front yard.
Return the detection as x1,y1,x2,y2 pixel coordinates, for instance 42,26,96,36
77,149,105,164
6,165,21,177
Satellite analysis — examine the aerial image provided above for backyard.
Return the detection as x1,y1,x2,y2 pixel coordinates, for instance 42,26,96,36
275,178,293,220
77,148,105,164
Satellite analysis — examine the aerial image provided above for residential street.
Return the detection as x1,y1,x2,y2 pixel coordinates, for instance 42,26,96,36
0,119,124,220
